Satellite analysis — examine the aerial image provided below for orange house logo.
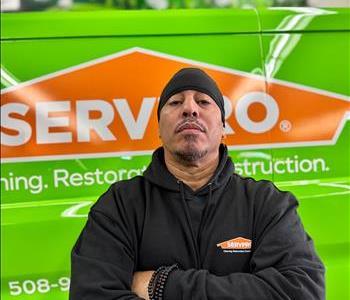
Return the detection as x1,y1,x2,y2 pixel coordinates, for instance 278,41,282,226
217,237,252,253
1,47,349,162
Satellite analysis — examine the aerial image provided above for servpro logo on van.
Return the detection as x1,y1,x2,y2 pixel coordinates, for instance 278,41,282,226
1,47,349,162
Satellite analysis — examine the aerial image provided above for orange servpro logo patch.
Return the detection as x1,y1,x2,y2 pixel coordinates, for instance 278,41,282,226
1,47,349,162
217,237,252,253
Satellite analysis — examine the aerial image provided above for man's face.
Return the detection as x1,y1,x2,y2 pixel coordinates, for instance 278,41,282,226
159,90,224,162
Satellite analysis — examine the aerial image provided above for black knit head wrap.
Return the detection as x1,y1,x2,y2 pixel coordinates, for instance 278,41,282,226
157,68,225,126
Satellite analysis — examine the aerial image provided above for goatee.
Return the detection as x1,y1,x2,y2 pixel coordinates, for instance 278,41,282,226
174,135,207,164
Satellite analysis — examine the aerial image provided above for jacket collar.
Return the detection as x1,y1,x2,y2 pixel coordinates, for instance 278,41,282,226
143,144,234,195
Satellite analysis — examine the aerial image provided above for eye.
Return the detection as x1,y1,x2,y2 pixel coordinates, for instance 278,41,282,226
197,99,210,106
168,100,182,106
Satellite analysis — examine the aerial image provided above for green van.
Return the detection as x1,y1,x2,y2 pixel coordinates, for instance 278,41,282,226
1,7,349,299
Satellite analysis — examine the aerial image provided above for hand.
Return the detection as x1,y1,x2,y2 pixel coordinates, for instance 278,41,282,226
131,270,154,300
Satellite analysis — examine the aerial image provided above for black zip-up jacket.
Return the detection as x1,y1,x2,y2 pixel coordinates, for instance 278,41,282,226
70,146,325,299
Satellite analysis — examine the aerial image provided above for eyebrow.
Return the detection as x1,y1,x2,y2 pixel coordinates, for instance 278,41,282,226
169,92,212,100
194,93,213,100
169,94,185,100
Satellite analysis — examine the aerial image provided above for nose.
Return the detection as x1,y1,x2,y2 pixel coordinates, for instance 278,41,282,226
182,97,198,119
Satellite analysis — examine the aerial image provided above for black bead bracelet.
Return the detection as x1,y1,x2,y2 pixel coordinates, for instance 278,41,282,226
148,264,178,300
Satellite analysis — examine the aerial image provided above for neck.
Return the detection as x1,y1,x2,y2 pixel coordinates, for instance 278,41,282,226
164,148,220,191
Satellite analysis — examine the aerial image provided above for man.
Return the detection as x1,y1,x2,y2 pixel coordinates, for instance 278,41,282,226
70,68,325,299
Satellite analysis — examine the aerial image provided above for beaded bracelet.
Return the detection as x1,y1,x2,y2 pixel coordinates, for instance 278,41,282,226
148,266,166,299
148,264,178,300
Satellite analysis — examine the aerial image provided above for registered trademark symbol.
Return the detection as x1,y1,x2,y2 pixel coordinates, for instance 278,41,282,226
280,120,292,132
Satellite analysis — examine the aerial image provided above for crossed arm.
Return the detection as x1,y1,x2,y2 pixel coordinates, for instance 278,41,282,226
69,187,325,300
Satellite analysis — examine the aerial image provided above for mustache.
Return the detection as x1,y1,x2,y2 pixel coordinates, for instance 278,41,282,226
175,118,206,133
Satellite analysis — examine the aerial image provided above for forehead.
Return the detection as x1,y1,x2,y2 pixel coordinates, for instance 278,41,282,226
168,89,214,100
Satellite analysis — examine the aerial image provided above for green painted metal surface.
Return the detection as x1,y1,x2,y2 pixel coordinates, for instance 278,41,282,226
0,9,260,39
1,8,349,300
258,7,350,32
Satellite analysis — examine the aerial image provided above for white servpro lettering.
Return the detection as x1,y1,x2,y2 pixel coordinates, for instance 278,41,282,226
1,103,32,146
223,96,234,134
1,92,279,146
0,97,158,146
36,101,72,144
235,91,279,133
76,100,115,142
228,241,251,249
113,97,156,139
